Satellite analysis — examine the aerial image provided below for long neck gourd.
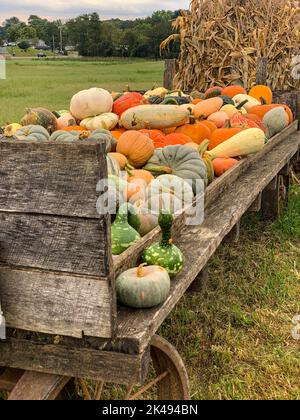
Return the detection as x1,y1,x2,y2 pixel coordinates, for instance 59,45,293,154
111,203,141,255
142,211,184,276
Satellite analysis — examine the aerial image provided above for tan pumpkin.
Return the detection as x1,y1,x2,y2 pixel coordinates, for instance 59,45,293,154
57,112,76,130
70,87,113,120
116,131,155,168
193,97,223,119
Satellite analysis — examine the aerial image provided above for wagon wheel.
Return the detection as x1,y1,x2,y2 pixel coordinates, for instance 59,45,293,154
0,335,190,400
75,335,190,401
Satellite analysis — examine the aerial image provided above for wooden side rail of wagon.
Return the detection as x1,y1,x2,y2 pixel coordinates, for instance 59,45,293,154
0,121,299,400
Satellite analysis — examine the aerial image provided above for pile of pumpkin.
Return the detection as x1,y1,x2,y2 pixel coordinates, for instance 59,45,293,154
0,83,294,309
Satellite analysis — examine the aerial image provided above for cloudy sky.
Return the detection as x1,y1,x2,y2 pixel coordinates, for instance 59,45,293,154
1,0,190,21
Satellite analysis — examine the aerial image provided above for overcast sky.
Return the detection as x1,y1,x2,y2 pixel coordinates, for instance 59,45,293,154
1,0,190,22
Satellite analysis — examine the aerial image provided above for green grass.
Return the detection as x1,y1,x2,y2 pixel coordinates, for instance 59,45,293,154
0,59,164,124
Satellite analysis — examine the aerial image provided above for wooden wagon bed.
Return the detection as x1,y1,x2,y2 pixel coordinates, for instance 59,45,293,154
0,121,299,400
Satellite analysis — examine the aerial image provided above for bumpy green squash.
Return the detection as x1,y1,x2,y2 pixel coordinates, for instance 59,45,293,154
15,125,50,142
144,145,208,193
21,108,58,133
50,128,117,152
116,264,171,309
142,212,184,276
111,203,141,255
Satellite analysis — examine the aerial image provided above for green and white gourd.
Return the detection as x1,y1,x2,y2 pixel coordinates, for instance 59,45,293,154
111,203,141,255
142,211,184,276
116,264,171,309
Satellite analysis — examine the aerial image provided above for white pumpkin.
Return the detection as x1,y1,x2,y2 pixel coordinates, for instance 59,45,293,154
80,113,119,131
233,94,261,112
70,87,113,120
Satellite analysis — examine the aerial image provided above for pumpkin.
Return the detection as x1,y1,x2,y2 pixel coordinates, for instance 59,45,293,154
70,87,113,120
175,123,211,145
148,174,194,204
249,85,273,105
139,129,165,148
134,204,159,236
220,95,235,106
124,179,147,204
120,105,190,130
144,87,168,99
21,108,57,134
207,111,229,128
15,125,50,142
62,125,85,132
221,104,240,118
250,104,294,124
164,133,191,146
233,94,261,112
108,153,129,170
145,192,184,215
205,86,223,99
207,128,266,159
193,97,224,119
192,98,203,105
126,169,154,185
262,107,289,139
57,112,76,130
50,130,89,142
111,128,126,140
117,131,155,168
221,85,247,98
111,203,141,255
113,92,146,116
244,114,267,132
144,145,208,192
3,123,22,137
208,127,244,151
142,212,184,276
80,113,119,131
116,264,171,309
199,120,217,134
213,157,239,177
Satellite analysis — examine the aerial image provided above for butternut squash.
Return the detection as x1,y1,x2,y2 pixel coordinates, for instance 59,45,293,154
120,105,190,130
206,128,266,159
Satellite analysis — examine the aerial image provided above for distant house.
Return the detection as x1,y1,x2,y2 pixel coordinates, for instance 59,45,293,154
34,40,50,50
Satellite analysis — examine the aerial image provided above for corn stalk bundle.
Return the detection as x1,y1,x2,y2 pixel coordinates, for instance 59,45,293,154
161,0,300,91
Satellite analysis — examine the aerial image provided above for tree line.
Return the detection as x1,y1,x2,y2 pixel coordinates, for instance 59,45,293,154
0,11,180,58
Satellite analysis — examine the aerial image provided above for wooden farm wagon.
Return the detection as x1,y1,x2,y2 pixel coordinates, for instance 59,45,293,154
0,111,299,399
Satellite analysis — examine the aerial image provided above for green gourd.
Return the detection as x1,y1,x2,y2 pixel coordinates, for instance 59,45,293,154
142,211,184,276
116,264,171,309
111,203,141,255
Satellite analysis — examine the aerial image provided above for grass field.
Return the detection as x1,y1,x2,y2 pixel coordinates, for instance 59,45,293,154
0,59,299,400
0,59,164,124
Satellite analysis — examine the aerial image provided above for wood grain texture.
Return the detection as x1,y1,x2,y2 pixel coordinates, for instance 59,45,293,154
0,139,108,218
0,212,111,276
112,131,300,354
0,368,24,392
0,266,113,338
0,337,150,385
164,59,178,90
113,121,298,277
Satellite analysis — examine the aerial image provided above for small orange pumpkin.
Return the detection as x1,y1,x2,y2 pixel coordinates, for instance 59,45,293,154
208,111,229,128
164,133,191,146
221,85,247,98
249,85,273,105
175,122,211,145
111,128,126,140
139,129,165,149
108,152,128,170
199,120,217,134
117,131,155,168
213,158,239,177
126,169,154,185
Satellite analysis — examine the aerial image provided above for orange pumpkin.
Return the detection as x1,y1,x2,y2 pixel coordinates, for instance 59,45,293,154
221,85,247,98
111,128,126,140
199,120,217,134
123,179,147,203
244,114,267,132
162,126,177,135
209,127,244,150
108,152,128,170
164,133,191,146
139,129,165,148
193,97,223,119
117,131,155,168
249,85,273,105
126,169,154,185
213,158,239,177
204,86,223,99
175,122,211,145
229,114,261,130
208,111,229,128
62,126,85,132
113,92,146,116
250,104,294,124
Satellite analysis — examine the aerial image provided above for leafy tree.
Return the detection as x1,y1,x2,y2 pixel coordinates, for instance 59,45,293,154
18,40,30,51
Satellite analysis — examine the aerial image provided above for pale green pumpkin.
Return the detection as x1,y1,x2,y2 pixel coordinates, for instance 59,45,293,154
142,211,184,276
116,264,171,309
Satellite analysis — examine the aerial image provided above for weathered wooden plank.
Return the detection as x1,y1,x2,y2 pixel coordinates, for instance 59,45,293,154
261,177,280,221
248,193,262,212
0,212,112,276
224,221,240,244
113,131,300,354
187,265,209,294
0,337,150,385
0,368,24,392
164,59,177,90
256,57,268,85
113,121,298,277
0,266,113,338
8,372,70,400
0,139,107,218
